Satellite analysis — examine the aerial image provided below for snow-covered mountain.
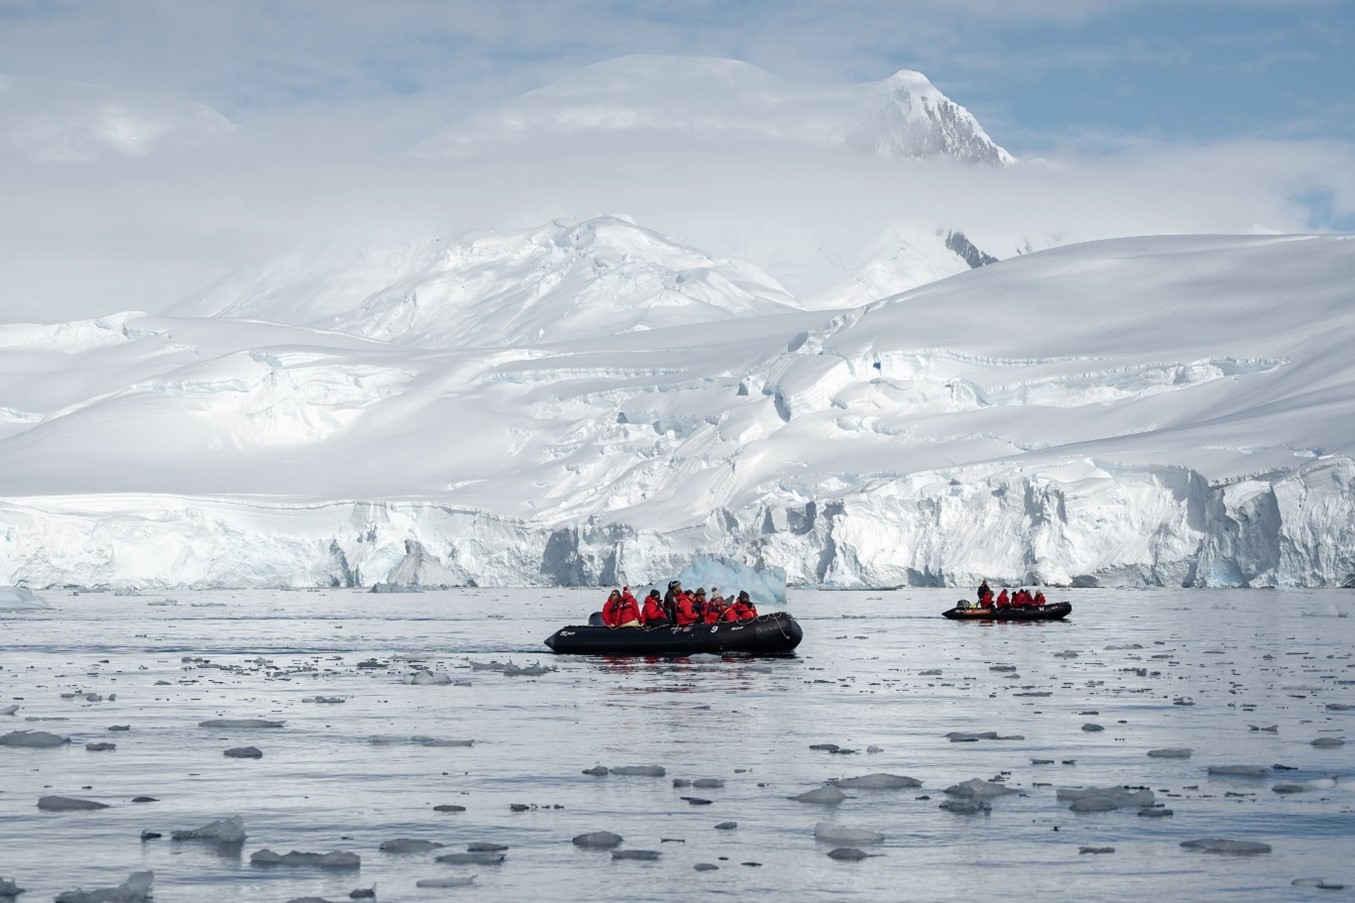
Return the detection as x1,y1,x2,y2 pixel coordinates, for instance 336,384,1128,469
413,55,1012,166
171,215,804,346
3,230,1354,590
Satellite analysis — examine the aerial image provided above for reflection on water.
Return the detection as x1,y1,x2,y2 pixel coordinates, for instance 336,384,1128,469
1,587,1352,902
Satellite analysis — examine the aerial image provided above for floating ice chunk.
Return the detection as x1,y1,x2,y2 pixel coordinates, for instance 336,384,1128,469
0,586,50,611
85,742,116,751
0,705,17,716
1081,723,1104,732
610,765,666,777
502,662,556,676
573,831,623,849
379,838,444,853
1292,878,1347,889
1147,748,1193,758
171,815,246,843
830,773,921,790
0,876,24,896
938,799,991,815
405,670,452,685
436,852,505,865
944,779,1016,799
1248,724,1278,732
678,556,787,607
692,778,724,789
250,849,360,868
413,737,474,748
1079,846,1115,854
1274,776,1337,794
1327,703,1355,712
198,718,284,728
945,731,1022,742
416,877,477,888
433,804,466,813
0,729,69,747
1137,806,1173,817
827,847,871,860
1053,650,1080,659
814,822,884,844
715,822,737,830
302,696,346,704
54,870,152,903
1057,786,1154,811
582,765,609,776
612,850,661,861
793,785,847,805
38,795,109,811
224,746,262,758
1180,838,1272,854
1311,737,1345,748
1207,765,1270,777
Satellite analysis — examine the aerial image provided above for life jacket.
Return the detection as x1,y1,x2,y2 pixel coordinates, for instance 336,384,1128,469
1033,591,1047,606
621,587,638,609
995,590,1010,609
703,601,724,624
733,597,757,620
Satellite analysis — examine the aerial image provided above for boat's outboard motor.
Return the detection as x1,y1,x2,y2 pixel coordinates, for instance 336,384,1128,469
587,611,605,627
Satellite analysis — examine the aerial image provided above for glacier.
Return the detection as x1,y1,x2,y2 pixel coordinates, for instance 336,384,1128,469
2,232,1353,591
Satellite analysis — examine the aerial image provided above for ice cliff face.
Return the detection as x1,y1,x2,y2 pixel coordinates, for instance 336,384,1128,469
3,458,1352,590
2,231,1354,590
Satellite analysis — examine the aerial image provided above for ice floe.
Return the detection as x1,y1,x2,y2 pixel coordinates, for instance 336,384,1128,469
38,795,109,811
573,831,623,849
814,822,884,844
250,849,360,868
379,838,444,853
54,870,152,903
171,815,246,843
1056,786,1154,812
792,785,847,804
830,773,921,789
1180,838,1272,854
0,729,69,747
944,779,1016,799
198,718,284,728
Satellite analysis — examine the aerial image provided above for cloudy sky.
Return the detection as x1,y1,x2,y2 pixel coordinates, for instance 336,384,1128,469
1,0,1352,321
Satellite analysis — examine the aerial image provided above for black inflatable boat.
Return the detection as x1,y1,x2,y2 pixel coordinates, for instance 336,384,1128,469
942,601,1072,621
544,612,803,656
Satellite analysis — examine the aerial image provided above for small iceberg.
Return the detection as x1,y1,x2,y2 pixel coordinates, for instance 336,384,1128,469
171,815,246,843
55,870,152,903
38,795,109,811
250,849,360,868
0,586,50,611
814,822,884,844
0,729,69,748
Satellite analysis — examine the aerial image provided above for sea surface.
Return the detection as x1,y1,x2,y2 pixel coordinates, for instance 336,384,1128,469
1,587,1352,902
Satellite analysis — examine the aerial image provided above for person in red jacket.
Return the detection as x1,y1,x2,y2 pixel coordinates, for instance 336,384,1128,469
601,589,623,626
673,587,699,626
641,589,669,626
994,588,1010,610
1014,588,1031,608
613,588,641,627
703,589,729,623
729,590,758,620
1033,590,1048,607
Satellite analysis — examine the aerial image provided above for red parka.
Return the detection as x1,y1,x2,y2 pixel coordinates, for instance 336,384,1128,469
673,592,699,626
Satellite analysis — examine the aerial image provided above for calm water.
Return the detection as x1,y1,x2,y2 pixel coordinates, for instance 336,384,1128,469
1,587,1352,902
